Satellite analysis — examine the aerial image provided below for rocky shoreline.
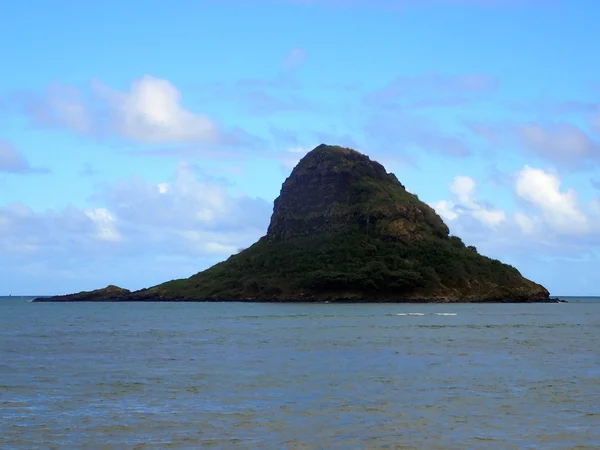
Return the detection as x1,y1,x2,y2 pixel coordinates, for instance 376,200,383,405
32,285,562,303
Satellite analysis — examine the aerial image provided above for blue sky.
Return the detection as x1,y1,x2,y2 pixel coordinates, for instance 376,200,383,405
1,0,599,295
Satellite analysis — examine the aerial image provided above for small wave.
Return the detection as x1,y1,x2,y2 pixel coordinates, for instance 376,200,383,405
395,312,457,316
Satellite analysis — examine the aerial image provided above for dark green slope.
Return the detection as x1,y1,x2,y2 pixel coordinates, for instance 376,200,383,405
35,144,549,302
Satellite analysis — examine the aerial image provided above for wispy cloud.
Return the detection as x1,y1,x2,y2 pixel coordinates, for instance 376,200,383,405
133,127,268,160
364,111,472,158
365,72,498,110
245,0,554,9
591,110,600,135
79,162,98,177
239,90,318,115
283,47,308,69
517,122,600,169
0,139,48,174
464,119,600,171
24,83,94,134
199,74,317,116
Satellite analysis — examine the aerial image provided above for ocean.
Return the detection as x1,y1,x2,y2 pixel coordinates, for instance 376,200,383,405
1,297,599,449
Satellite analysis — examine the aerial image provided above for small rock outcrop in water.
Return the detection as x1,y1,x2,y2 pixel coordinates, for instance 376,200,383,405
34,285,131,302
34,144,550,303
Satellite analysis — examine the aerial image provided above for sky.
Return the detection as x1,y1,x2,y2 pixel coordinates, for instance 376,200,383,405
1,0,599,296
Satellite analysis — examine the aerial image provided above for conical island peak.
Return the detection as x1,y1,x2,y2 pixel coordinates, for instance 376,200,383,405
35,144,550,303
268,144,449,243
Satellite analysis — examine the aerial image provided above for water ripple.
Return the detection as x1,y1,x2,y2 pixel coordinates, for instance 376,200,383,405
1,300,599,448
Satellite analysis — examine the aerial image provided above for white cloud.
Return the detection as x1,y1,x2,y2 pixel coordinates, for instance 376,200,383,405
431,175,506,228
29,83,93,134
435,167,600,243
430,199,458,221
472,208,507,227
0,203,107,256
514,211,536,235
92,75,218,143
85,208,120,242
429,169,600,263
25,76,221,145
158,182,170,194
449,175,477,207
514,165,590,234
99,161,271,250
0,163,272,293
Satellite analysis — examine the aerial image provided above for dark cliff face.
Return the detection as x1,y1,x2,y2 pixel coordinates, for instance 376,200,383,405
267,144,449,242
34,144,551,303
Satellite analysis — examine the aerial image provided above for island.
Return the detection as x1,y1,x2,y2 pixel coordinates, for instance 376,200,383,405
35,144,551,303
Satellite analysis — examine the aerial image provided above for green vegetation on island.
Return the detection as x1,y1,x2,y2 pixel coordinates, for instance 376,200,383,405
35,144,549,303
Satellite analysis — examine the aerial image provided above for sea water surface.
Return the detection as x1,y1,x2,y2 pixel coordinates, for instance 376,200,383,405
1,297,599,449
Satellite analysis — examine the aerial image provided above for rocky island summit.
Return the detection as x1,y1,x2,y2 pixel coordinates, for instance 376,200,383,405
35,144,550,303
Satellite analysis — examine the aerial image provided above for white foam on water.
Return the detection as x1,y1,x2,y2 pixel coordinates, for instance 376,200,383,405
395,312,457,316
